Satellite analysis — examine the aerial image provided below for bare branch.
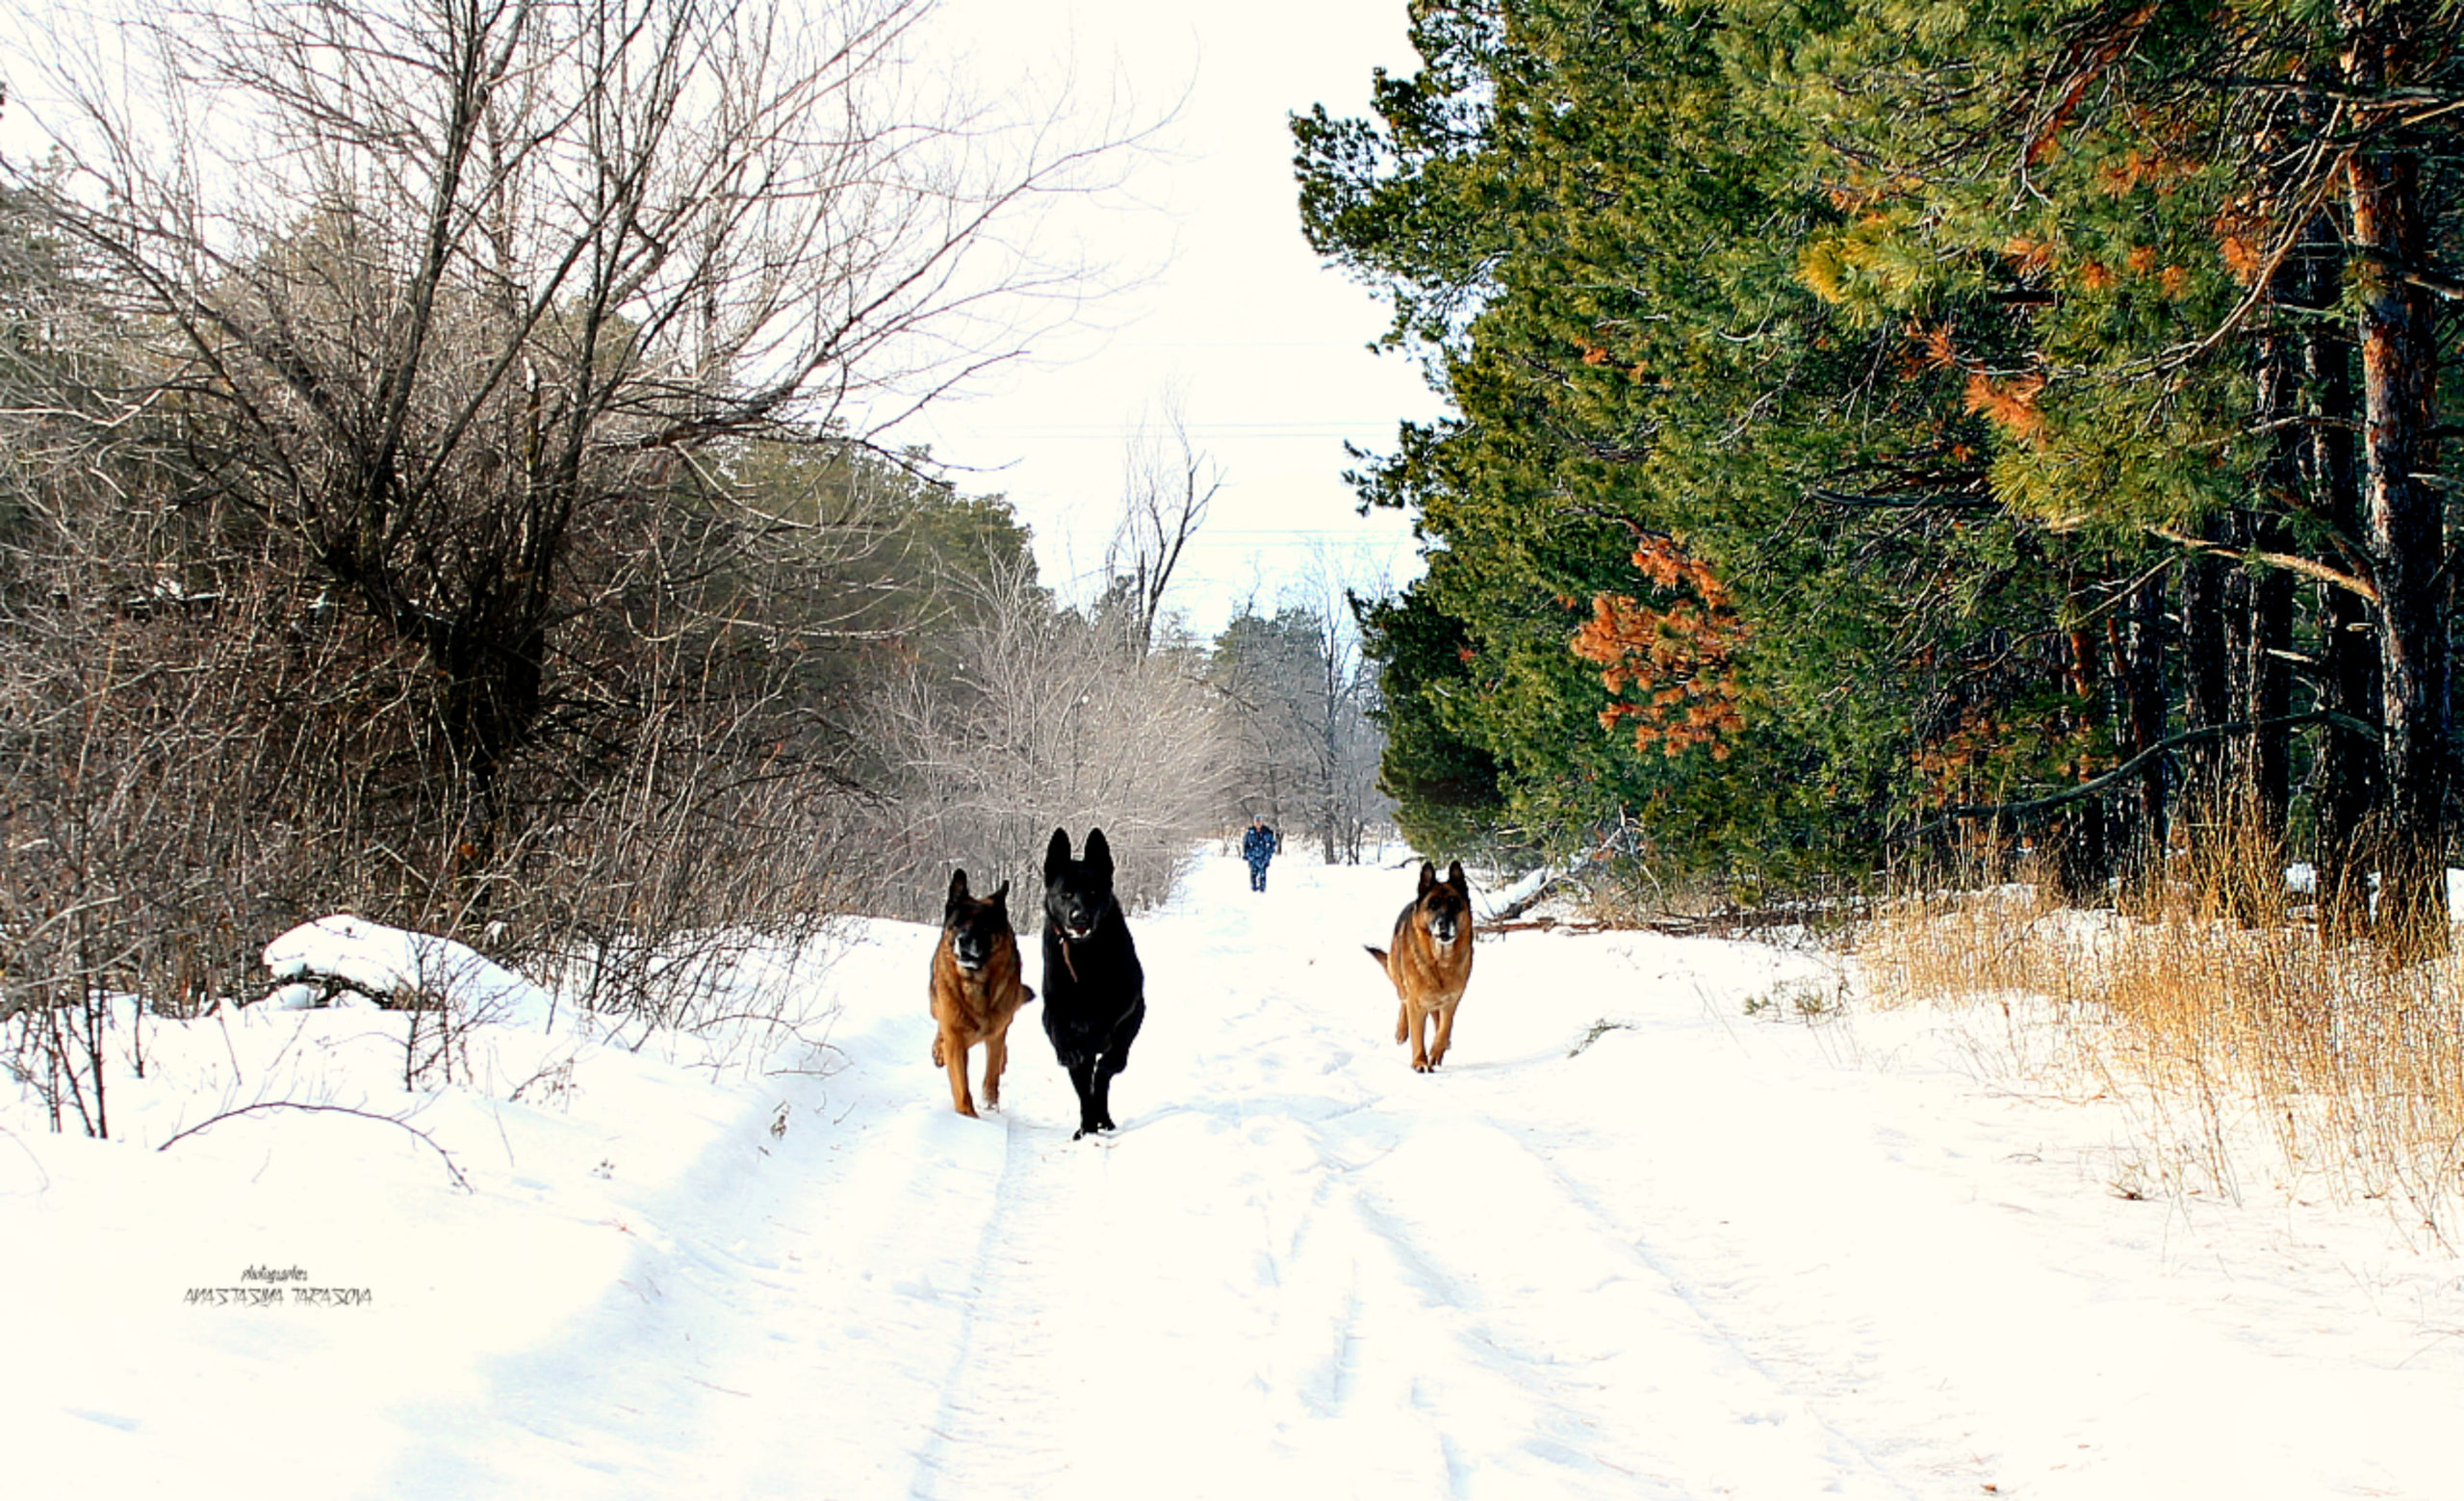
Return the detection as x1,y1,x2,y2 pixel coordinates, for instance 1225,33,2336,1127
156,1100,473,1191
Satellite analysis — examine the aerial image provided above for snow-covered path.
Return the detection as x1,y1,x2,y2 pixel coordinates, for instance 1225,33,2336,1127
13,855,2464,1498
381,857,1903,1499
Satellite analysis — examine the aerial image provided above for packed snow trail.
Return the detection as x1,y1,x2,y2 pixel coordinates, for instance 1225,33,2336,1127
13,854,2464,1498
372,856,2462,1499
375,857,1904,1500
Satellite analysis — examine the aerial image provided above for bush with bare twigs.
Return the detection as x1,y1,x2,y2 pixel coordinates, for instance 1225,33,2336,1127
0,0,1146,1135
850,556,1224,920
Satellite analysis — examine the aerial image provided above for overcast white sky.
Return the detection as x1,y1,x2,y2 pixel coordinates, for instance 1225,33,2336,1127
891,0,1446,634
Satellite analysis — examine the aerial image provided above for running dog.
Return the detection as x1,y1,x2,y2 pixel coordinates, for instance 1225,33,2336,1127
930,869,1032,1118
1040,827,1146,1139
1367,861,1475,1072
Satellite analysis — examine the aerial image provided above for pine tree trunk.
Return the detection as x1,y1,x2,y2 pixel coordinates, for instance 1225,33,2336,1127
2179,529,2232,836
2244,541,2294,836
2303,221,2380,943
2056,595,2110,901
2120,573,2169,896
2248,251,2301,861
2344,22,2450,952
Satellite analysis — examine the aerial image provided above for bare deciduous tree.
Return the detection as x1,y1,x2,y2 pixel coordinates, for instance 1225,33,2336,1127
1103,390,1220,654
1212,545,1391,866
860,553,1224,919
9,0,1134,821
0,0,1153,1132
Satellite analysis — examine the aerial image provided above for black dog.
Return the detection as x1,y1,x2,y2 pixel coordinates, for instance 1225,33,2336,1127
1040,827,1145,1139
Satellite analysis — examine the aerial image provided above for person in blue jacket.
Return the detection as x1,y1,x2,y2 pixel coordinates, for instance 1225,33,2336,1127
1241,815,1279,893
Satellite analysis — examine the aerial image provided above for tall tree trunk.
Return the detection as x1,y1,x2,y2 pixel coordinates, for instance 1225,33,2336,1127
2243,542,2294,836
2056,589,2110,901
2248,257,2302,861
2118,572,2169,899
2303,219,2380,942
2346,8,2450,953
2179,529,2233,834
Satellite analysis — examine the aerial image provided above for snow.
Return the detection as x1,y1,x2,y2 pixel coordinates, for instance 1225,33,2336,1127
2280,862,2464,912
263,913,556,1028
1476,862,1553,919
7,856,2464,1497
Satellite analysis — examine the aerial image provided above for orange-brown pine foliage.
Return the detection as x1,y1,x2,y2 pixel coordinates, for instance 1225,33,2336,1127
1570,535,1748,761
1962,371,2048,442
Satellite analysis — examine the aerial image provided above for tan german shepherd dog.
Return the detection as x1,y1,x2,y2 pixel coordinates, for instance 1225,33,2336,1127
1367,861,1475,1072
930,869,1032,1117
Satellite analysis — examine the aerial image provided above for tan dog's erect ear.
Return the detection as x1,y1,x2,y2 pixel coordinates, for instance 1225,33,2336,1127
989,880,1010,911
1417,861,1437,895
947,868,970,908
1446,860,1466,893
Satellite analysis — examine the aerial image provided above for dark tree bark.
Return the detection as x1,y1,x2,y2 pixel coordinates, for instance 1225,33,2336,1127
2246,265,2302,856
2344,12,2450,951
2055,590,2110,900
2221,278,2300,926
2302,224,2381,943
2179,526,2234,836
2118,572,2169,895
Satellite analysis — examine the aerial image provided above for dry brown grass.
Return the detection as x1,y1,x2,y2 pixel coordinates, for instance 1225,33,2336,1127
1861,862,2464,1241
1861,885,2066,1001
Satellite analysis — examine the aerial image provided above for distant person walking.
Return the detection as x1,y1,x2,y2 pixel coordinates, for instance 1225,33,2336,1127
1241,815,1279,893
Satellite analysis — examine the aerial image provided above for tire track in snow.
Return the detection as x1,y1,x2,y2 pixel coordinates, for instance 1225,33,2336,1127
1293,1084,1915,1497
223,861,2464,1500
1168,859,1922,1497
1432,1111,1928,1495
908,857,1914,1498
908,1102,1068,1498
900,970,1377,1492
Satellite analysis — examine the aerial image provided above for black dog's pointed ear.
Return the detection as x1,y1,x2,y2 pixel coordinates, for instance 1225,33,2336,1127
947,868,970,908
1417,861,1437,895
1447,860,1466,893
989,879,1010,911
1045,827,1071,878
1084,828,1113,880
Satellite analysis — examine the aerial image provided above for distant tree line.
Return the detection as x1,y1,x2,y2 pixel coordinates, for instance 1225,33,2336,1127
1298,0,2463,951
1211,584,1389,866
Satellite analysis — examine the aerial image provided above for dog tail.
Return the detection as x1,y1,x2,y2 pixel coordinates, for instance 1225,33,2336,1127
1364,945,1388,968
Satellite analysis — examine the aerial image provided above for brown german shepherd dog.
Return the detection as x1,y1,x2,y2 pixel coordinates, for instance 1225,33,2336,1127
1367,861,1475,1073
930,869,1032,1117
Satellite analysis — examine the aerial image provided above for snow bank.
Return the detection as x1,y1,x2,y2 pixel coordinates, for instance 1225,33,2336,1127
1474,863,1553,919
261,914,554,1030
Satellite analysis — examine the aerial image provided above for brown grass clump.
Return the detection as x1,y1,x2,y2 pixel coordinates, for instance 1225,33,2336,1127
1861,857,2464,1241
1861,885,2064,1003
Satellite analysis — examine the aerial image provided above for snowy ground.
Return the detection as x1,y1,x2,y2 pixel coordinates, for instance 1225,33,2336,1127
8,854,2464,1498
